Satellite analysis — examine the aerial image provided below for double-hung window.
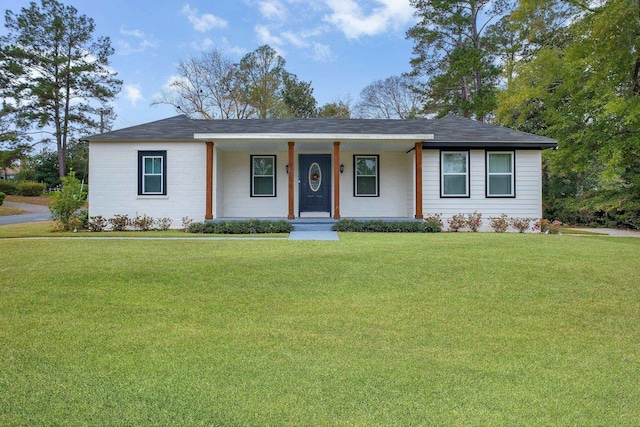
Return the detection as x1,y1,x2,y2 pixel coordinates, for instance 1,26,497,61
138,151,166,195
487,152,515,197
251,155,276,197
441,151,469,197
354,155,379,197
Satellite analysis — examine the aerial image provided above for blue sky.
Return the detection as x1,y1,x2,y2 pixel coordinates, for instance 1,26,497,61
2,0,419,130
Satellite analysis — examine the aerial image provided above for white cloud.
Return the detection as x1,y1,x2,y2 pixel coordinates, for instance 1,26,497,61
162,75,191,92
323,0,415,39
220,37,248,57
282,31,309,48
259,0,288,20
117,26,158,55
255,25,283,46
189,37,216,51
310,42,336,62
123,84,143,106
120,27,145,38
181,4,228,32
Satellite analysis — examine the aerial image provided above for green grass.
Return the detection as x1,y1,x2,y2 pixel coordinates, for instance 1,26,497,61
560,227,608,235
1,234,639,425
0,205,27,216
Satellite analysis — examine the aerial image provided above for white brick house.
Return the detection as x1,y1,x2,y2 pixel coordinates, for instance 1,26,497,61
86,115,556,228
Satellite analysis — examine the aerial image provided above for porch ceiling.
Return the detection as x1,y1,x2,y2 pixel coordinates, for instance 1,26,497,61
209,140,418,153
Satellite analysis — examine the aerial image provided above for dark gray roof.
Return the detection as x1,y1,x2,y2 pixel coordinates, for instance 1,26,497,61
86,114,557,148
426,115,556,149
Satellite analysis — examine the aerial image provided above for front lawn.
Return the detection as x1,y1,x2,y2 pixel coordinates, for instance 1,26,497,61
4,194,51,206
1,234,638,425
0,205,27,216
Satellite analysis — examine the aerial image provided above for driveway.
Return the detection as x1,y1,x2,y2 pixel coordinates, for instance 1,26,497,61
0,202,52,225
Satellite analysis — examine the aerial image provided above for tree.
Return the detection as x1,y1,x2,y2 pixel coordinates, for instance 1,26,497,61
281,72,317,118
496,0,640,195
154,45,316,119
407,0,510,121
238,45,286,118
152,50,251,119
0,0,121,179
317,100,351,118
20,148,61,188
354,75,421,119
49,170,86,231
0,102,20,144
0,145,29,179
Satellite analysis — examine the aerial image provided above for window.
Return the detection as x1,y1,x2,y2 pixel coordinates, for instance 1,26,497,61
354,155,379,197
487,152,515,197
251,155,276,197
441,151,469,197
138,151,166,195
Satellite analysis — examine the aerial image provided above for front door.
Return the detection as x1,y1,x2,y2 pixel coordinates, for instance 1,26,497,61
299,154,331,214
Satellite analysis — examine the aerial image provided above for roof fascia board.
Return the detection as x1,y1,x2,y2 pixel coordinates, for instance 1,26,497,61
194,133,435,141
423,141,557,150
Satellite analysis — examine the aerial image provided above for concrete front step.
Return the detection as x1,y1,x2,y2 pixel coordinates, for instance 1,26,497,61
290,218,337,232
292,223,335,232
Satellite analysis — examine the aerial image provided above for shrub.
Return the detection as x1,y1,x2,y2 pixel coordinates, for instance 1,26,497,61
447,213,466,232
0,192,4,206
133,214,155,231
0,181,18,195
108,214,130,231
333,219,441,233
466,211,482,232
510,217,532,233
49,171,87,231
332,218,364,232
489,214,510,233
17,181,46,196
424,213,444,228
423,220,443,233
157,217,173,231
533,219,562,234
88,216,108,232
181,216,194,231
78,209,89,230
188,220,293,234
545,190,640,230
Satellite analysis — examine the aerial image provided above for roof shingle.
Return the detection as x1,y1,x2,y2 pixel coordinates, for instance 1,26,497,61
86,114,556,148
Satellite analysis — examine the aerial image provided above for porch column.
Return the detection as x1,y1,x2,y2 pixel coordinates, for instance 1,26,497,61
205,141,214,220
288,141,295,219
333,141,341,219
414,142,423,219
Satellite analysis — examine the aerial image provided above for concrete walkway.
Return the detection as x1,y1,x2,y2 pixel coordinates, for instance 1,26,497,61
288,230,339,241
0,201,52,225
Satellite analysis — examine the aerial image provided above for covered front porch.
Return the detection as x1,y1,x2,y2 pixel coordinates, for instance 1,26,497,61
198,135,432,221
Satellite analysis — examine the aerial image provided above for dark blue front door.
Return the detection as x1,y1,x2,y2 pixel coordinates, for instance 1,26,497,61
299,154,331,214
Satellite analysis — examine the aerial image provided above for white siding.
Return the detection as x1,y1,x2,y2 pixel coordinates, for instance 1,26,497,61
214,146,224,218
219,152,288,218
88,142,206,228
423,149,542,230
340,152,412,218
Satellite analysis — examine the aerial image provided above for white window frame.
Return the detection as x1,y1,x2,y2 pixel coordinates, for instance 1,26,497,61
440,151,469,198
251,155,276,197
486,151,515,197
354,155,379,197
